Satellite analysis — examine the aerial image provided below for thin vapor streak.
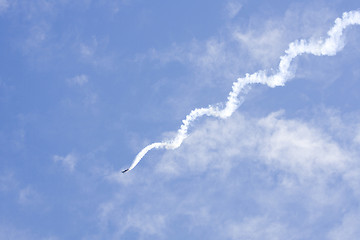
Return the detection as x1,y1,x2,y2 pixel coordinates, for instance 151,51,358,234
124,10,360,173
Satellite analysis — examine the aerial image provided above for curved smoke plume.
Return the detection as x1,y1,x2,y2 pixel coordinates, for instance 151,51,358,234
123,10,360,173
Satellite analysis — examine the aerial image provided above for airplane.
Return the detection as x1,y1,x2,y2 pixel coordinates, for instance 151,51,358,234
122,169,129,173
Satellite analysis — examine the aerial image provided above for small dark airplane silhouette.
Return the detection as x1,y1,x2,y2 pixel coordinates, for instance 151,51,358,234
122,169,129,173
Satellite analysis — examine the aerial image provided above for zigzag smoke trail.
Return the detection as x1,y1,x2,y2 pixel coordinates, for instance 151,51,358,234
123,10,360,173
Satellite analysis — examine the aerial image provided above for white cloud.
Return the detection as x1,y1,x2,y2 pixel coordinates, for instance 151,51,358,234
156,111,352,178
125,213,166,236
53,153,77,172
23,24,50,55
102,110,360,239
98,202,115,229
63,74,99,108
343,167,360,198
355,126,360,145
257,111,348,176
143,37,247,88
145,3,341,84
106,170,134,186
67,74,88,86
225,1,242,19
328,210,360,240
234,27,285,67
80,43,95,58
78,36,115,69
127,7,360,174
18,186,40,205
227,217,294,240
232,5,337,68
96,197,167,238
103,6,360,239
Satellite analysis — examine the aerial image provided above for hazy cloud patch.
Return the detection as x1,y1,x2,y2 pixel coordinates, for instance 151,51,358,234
104,109,360,239
67,74,89,86
328,210,360,240
156,110,354,178
225,1,242,19
227,217,294,240
0,0,9,14
53,153,77,172
18,186,41,205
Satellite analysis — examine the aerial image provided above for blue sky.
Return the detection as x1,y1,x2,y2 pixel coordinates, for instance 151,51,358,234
1,0,360,239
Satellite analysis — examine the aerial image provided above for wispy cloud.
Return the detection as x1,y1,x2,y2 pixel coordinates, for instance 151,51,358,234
328,210,360,240
355,126,360,145
225,0,242,19
124,10,360,173
80,42,96,58
97,199,167,238
24,24,48,52
156,110,354,177
142,37,246,87
78,36,115,69
227,217,293,240
125,213,166,236
139,4,337,87
67,74,89,86
53,153,77,172
232,6,337,67
106,111,360,239
63,74,99,108
18,186,41,205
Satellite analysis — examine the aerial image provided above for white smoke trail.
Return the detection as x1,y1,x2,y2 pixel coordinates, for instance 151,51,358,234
124,10,360,173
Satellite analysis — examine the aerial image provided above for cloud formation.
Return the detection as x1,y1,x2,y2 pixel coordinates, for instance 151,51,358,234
53,153,77,172
156,111,353,176
18,186,41,205
107,110,360,239
124,10,360,173
225,1,242,19
67,74,89,86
